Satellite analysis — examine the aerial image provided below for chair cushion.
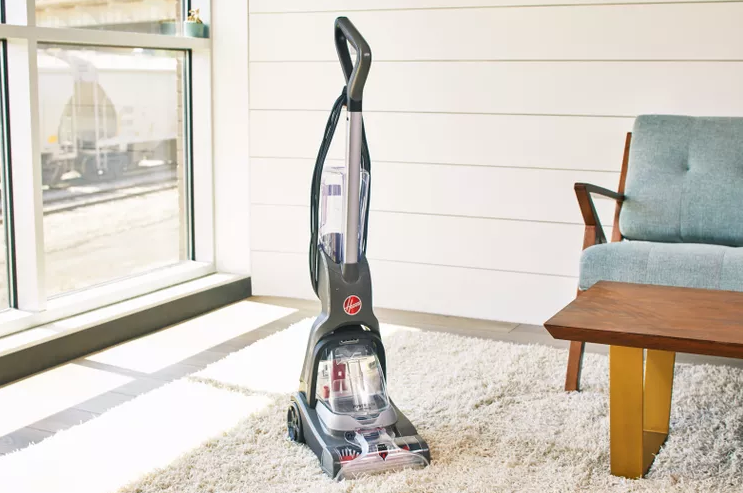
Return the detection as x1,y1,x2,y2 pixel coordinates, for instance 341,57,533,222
619,115,743,247
579,241,743,292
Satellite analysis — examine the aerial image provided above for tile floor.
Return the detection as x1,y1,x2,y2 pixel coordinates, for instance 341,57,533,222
1,295,742,457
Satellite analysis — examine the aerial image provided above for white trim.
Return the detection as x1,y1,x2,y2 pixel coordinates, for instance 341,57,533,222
6,37,46,312
211,0,251,275
0,309,33,330
0,25,211,51
191,47,215,263
0,260,215,338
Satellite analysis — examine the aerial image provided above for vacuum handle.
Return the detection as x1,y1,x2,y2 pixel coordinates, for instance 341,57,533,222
334,17,371,110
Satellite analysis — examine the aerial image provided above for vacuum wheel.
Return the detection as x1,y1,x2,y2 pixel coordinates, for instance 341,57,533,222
287,402,304,443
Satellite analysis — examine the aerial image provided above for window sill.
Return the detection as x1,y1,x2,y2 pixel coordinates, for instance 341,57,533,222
0,269,252,387
0,261,215,339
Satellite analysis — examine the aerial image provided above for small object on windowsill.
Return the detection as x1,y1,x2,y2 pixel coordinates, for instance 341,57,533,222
184,9,207,38
159,20,177,35
187,9,203,23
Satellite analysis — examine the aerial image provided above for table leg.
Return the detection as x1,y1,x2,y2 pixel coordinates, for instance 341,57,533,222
609,346,675,479
642,349,675,472
610,345,644,478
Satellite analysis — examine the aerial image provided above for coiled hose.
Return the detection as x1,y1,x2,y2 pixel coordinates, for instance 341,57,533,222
309,87,372,296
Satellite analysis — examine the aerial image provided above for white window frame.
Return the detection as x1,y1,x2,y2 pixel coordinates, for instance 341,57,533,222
0,0,222,339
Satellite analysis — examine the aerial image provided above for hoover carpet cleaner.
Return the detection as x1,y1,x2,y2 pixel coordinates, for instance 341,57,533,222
286,17,430,480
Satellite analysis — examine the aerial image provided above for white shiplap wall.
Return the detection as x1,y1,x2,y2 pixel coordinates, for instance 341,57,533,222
247,1,743,325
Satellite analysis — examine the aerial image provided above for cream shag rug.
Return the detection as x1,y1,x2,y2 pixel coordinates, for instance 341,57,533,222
120,320,743,493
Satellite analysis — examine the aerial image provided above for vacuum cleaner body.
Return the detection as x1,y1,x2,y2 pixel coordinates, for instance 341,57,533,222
287,17,430,480
289,250,430,479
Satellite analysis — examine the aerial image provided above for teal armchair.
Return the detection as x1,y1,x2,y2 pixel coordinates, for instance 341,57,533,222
566,115,743,391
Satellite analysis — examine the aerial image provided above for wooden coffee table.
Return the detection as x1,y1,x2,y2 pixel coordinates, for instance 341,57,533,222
544,281,743,479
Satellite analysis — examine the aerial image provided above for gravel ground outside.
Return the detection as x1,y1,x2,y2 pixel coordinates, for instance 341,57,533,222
0,188,182,307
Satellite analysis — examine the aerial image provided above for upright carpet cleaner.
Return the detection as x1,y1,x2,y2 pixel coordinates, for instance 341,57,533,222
286,17,430,480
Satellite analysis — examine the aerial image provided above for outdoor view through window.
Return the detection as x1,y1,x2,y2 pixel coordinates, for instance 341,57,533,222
35,0,185,34
38,44,188,298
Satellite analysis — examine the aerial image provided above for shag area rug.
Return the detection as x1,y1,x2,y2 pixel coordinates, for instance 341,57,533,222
117,320,742,493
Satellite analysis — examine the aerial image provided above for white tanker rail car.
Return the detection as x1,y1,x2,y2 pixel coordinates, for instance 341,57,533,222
38,48,180,188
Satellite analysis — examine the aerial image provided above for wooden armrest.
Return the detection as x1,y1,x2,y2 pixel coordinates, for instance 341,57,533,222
575,183,624,202
574,183,624,247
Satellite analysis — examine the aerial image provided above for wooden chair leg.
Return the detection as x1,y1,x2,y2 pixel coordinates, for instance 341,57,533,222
565,341,586,391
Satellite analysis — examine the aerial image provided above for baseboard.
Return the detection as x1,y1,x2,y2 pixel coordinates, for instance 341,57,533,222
0,276,252,388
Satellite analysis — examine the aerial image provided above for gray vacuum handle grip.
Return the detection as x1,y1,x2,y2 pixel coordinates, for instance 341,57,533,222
334,17,371,110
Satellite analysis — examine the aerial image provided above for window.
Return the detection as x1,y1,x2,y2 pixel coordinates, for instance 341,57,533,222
38,45,188,297
0,0,213,337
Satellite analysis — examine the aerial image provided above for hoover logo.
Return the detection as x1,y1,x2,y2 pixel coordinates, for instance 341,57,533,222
343,295,362,315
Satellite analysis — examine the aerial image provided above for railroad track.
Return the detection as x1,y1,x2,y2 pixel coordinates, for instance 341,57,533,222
43,179,177,216
0,167,178,219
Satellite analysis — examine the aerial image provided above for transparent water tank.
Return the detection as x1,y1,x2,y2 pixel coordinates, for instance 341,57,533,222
315,343,389,418
318,164,369,264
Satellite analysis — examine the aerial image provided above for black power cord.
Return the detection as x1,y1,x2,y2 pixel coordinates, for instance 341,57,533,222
309,87,372,296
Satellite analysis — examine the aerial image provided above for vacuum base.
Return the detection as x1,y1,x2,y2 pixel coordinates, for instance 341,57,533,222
288,392,430,480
